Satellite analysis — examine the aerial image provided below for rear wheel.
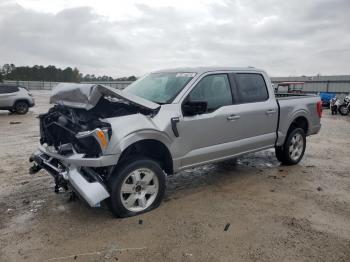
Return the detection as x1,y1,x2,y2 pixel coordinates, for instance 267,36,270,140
339,105,349,115
107,157,166,218
15,101,29,114
275,128,306,165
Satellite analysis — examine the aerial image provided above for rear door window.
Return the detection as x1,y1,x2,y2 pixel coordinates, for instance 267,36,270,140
0,86,19,94
234,73,269,103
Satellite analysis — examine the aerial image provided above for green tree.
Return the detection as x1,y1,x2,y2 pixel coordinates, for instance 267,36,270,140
0,63,124,83
72,67,81,82
127,75,137,81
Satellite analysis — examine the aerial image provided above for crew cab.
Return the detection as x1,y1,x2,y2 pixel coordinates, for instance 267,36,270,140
30,67,322,217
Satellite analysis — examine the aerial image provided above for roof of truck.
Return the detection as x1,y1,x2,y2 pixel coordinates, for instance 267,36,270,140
152,66,265,74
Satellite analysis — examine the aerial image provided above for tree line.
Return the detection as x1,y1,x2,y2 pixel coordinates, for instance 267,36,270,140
0,64,137,83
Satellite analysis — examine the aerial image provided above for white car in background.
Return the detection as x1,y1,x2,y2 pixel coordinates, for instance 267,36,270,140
0,85,35,114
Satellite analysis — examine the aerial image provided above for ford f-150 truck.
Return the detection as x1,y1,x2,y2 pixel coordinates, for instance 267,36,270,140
29,67,322,217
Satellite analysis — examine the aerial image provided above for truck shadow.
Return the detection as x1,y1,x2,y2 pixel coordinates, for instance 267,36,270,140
165,149,280,199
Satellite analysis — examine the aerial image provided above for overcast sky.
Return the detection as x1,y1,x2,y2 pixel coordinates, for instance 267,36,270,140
0,0,349,77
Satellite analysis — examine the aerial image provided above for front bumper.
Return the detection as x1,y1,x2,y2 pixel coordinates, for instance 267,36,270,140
30,145,120,206
28,97,35,107
35,144,120,167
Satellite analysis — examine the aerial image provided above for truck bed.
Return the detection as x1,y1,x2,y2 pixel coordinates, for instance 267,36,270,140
275,93,318,99
275,93,321,147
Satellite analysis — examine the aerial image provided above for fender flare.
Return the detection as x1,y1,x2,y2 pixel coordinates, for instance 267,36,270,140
114,129,173,157
12,98,30,108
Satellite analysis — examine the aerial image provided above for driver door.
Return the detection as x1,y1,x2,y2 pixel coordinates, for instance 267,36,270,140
175,73,237,168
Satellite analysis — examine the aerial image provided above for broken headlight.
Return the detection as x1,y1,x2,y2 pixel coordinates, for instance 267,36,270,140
75,128,110,156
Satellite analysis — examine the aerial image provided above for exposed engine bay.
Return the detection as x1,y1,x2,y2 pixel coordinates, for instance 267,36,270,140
39,84,159,157
39,96,153,157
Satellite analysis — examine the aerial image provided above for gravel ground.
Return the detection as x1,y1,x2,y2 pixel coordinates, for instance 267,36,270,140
0,91,350,262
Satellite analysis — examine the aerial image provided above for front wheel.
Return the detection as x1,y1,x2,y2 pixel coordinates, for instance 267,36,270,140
107,157,166,218
15,101,29,114
339,105,349,115
275,128,306,165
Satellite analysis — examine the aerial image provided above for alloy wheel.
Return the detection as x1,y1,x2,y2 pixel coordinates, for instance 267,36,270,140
289,133,304,161
120,168,159,212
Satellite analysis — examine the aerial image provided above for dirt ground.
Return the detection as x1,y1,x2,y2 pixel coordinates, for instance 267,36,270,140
0,91,350,262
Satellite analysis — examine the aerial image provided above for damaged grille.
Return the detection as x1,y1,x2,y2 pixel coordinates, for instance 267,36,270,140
39,104,111,157
39,96,154,157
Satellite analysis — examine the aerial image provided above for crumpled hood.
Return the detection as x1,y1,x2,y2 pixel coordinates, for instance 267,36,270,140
50,83,160,111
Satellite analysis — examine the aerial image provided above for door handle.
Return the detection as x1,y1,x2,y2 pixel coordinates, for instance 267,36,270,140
227,115,240,121
266,109,276,115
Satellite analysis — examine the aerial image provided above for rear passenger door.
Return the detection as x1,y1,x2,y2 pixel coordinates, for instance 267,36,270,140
227,72,278,153
0,86,19,107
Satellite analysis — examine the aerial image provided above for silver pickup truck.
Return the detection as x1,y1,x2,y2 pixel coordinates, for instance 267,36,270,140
30,67,322,217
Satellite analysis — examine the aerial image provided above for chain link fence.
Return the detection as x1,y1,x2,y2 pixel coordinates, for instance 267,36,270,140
2,80,133,90
3,77,350,94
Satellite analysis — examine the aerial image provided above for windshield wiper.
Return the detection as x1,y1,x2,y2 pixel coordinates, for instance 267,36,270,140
151,100,166,105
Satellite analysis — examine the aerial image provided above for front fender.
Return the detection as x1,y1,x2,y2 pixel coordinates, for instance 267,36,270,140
115,130,173,154
103,114,173,155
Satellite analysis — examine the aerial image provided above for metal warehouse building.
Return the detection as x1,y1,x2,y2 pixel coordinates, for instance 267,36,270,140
271,75,350,94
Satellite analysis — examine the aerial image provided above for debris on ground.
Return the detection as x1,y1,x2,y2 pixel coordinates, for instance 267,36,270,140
139,219,143,225
317,186,323,191
9,121,21,125
6,208,14,214
224,223,230,231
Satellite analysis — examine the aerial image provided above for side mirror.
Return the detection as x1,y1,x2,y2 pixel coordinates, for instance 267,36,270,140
183,100,207,116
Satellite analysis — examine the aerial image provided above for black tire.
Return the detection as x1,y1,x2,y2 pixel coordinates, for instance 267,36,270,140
107,156,166,218
275,128,306,166
275,146,287,163
15,101,29,114
338,105,349,116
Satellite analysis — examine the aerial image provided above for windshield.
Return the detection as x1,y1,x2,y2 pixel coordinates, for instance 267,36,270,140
124,72,195,104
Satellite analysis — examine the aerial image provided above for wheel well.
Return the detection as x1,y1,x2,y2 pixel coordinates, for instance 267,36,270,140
118,139,173,175
289,116,308,135
13,99,29,107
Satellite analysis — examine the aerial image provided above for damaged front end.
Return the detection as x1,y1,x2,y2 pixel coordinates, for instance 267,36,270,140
29,83,159,207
